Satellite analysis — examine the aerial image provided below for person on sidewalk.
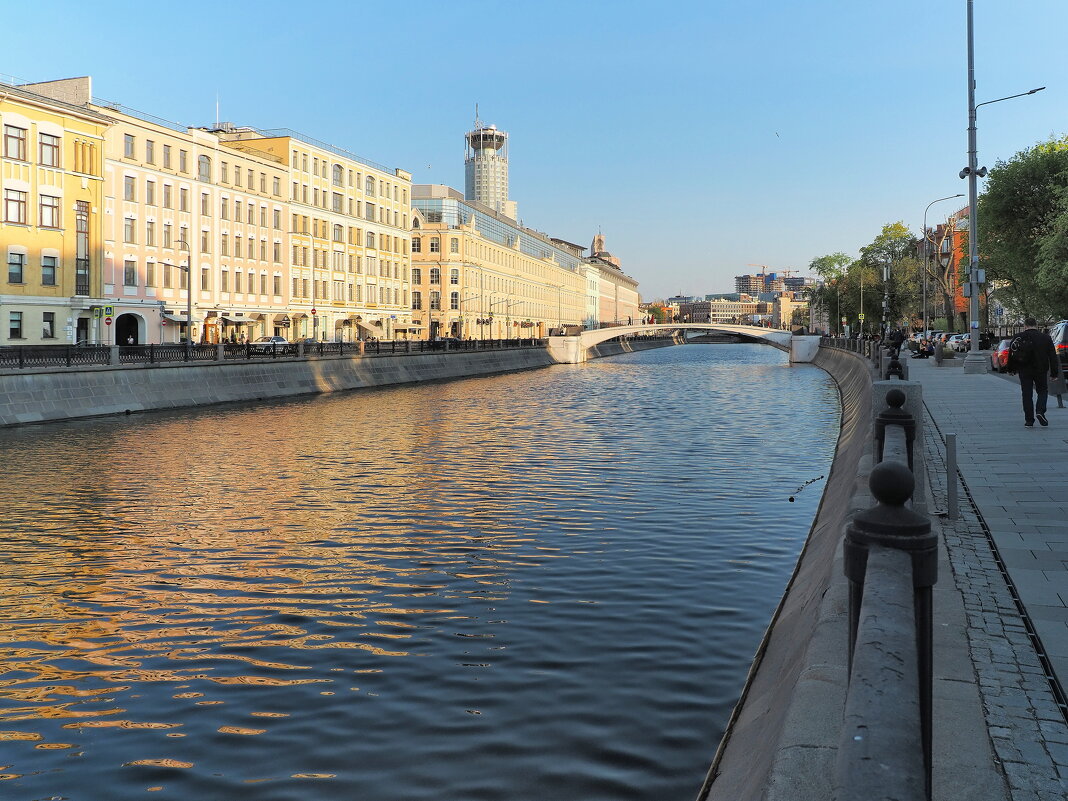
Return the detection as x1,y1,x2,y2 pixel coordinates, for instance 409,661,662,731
1008,317,1060,427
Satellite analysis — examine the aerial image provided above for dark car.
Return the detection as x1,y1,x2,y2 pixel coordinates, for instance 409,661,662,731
990,339,1012,373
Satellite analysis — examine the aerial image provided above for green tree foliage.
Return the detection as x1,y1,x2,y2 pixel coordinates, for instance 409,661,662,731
979,135,1068,319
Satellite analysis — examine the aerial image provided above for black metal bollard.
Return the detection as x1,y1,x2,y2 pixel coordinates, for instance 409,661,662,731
843,460,937,799
875,388,916,470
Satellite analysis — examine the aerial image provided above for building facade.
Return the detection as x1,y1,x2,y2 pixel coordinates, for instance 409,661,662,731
464,114,517,221
410,185,586,339
2,78,110,346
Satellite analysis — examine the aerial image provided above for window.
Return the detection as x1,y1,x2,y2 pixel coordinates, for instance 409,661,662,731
260,273,268,295
247,168,253,188
260,206,267,227
123,259,137,286
146,180,156,205
163,184,172,208
429,267,440,284
42,255,57,286
429,290,441,310
220,197,229,220
450,268,459,285
235,236,242,258
412,237,421,253
201,193,210,215
273,209,281,230
450,292,460,310
145,140,156,164
365,176,375,195
450,238,459,253
273,177,280,195
273,275,281,295
40,195,60,228
179,149,188,172
273,242,281,263
260,173,266,192
9,311,23,339
366,231,376,249
4,190,27,223
221,233,229,256
39,133,60,166
412,267,422,284
146,221,155,246
163,144,172,168
201,268,210,290
429,237,440,253
332,192,343,213
179,187,188,212
247,204,254,225
163,263,172,288
333,224,343,242
163,223,172,248
146,261,155,287
198,155,211,181
220,161,229,183
123,133,135,158
124,217,136,244
8,252,26,283
124,175,136,201
201,230,210,253
43,311,56,339
332,164,344,186
221,270,229,292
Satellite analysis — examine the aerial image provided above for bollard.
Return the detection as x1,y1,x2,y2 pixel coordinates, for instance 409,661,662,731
875,388,916,470
946,433,958,521
842,460,937,800
885,357,905,380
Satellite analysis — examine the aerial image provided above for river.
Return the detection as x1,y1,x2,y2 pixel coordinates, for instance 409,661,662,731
0,343,840,801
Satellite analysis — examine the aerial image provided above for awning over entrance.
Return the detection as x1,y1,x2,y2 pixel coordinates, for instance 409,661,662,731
161,313,204,324
356,320,380,334
393,324,425,330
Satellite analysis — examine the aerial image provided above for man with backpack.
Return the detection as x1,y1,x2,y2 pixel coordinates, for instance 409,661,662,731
1008,317,1060,427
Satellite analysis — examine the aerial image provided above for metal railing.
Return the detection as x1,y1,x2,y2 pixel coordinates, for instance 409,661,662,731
0,338,551,370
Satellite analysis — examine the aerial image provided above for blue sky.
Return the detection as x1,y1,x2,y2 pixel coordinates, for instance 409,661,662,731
4,0,1065,300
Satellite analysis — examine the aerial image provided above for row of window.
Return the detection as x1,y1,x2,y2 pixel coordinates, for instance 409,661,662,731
122,135,282,196
121,219,280,261
411,291,461,311
4,190,61,227
8,310,57,340
3,125,60,165
411,236,460,254
119,257,282,295
290,247,406,279
7,253,59,286
121,176,281,224
411,267,460,285
288,182,407,228
289,215,408,253
289,277,408,306
290,151,407,204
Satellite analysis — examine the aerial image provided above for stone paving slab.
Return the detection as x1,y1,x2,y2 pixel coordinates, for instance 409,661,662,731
910,355,1068,797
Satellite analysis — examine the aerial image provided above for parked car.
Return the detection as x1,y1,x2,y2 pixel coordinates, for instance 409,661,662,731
948,333,970,352
990,339,1012,372
249,335,293,353
1049,320,1068,375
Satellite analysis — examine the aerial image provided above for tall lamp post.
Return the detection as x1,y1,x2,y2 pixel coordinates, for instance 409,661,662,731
922,194,964,337
961,0,1044,372
176,239,194,356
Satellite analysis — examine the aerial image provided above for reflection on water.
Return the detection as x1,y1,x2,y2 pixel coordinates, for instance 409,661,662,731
0,344,839,800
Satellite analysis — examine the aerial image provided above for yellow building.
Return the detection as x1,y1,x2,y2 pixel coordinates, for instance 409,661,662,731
1,77,109,345
410,185,586,339
219,129,414,341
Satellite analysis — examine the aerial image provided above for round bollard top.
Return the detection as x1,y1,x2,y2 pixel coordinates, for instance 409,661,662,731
885,387,906,409
870,460,913,505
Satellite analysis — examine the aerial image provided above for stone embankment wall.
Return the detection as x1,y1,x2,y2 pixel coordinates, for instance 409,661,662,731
699,345,875,800
0,338,676,427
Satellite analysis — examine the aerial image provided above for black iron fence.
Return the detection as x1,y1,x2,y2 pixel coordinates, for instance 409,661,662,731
0,338,551,370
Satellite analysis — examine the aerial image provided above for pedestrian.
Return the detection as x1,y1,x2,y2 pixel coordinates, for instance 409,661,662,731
1008,317,1060,427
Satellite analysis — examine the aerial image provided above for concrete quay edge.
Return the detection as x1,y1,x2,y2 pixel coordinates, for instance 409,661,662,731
701,347,1068,800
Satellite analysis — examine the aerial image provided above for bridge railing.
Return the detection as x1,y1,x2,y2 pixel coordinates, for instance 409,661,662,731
835,387,935,801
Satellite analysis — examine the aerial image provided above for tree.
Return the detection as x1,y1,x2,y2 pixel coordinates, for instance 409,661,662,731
979,135,1068,320
858,222,922,330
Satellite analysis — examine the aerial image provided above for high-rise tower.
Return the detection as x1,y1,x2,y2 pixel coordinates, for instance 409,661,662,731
464,108,517,220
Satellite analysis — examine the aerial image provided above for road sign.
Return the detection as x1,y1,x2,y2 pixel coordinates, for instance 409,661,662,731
311,308,317,315
104,316,113,326
103,305,114,316
161,319,168,326
841,317,846,323
858,314,866,321
93,307,102,318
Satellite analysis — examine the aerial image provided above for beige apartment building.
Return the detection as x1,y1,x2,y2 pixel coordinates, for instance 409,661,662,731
410,185,586,339
219,129,413,341
1,78,109,346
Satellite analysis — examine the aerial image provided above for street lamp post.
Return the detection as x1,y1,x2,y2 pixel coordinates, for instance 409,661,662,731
176,239,194,356
922,194,965,337
961,0,1045,372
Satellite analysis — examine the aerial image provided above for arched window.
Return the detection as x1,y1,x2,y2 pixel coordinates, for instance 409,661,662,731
365,231,375,249
429,267,440,285
411,236,422,253
365,176,375,196
412,218,420,229
198,155,211,181
333,224,344,242
412,291,422,310
429,237,440,253
450,268,459,285
332,164,344,186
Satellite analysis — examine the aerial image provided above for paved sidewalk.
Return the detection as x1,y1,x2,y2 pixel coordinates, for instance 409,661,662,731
907,354,1068,796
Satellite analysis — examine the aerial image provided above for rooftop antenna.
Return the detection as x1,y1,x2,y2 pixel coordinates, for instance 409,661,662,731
474,103,482,129
215,92,219,127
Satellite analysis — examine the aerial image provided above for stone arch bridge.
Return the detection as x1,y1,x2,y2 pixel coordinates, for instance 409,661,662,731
547,324,821,364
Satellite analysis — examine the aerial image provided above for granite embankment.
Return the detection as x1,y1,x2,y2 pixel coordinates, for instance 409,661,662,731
0,337,677,427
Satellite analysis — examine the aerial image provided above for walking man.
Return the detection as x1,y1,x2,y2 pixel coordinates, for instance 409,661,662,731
1009,317,1060,427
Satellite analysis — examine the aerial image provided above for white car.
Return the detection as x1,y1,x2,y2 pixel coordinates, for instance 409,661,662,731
249,335,293,353
947,334,970,352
